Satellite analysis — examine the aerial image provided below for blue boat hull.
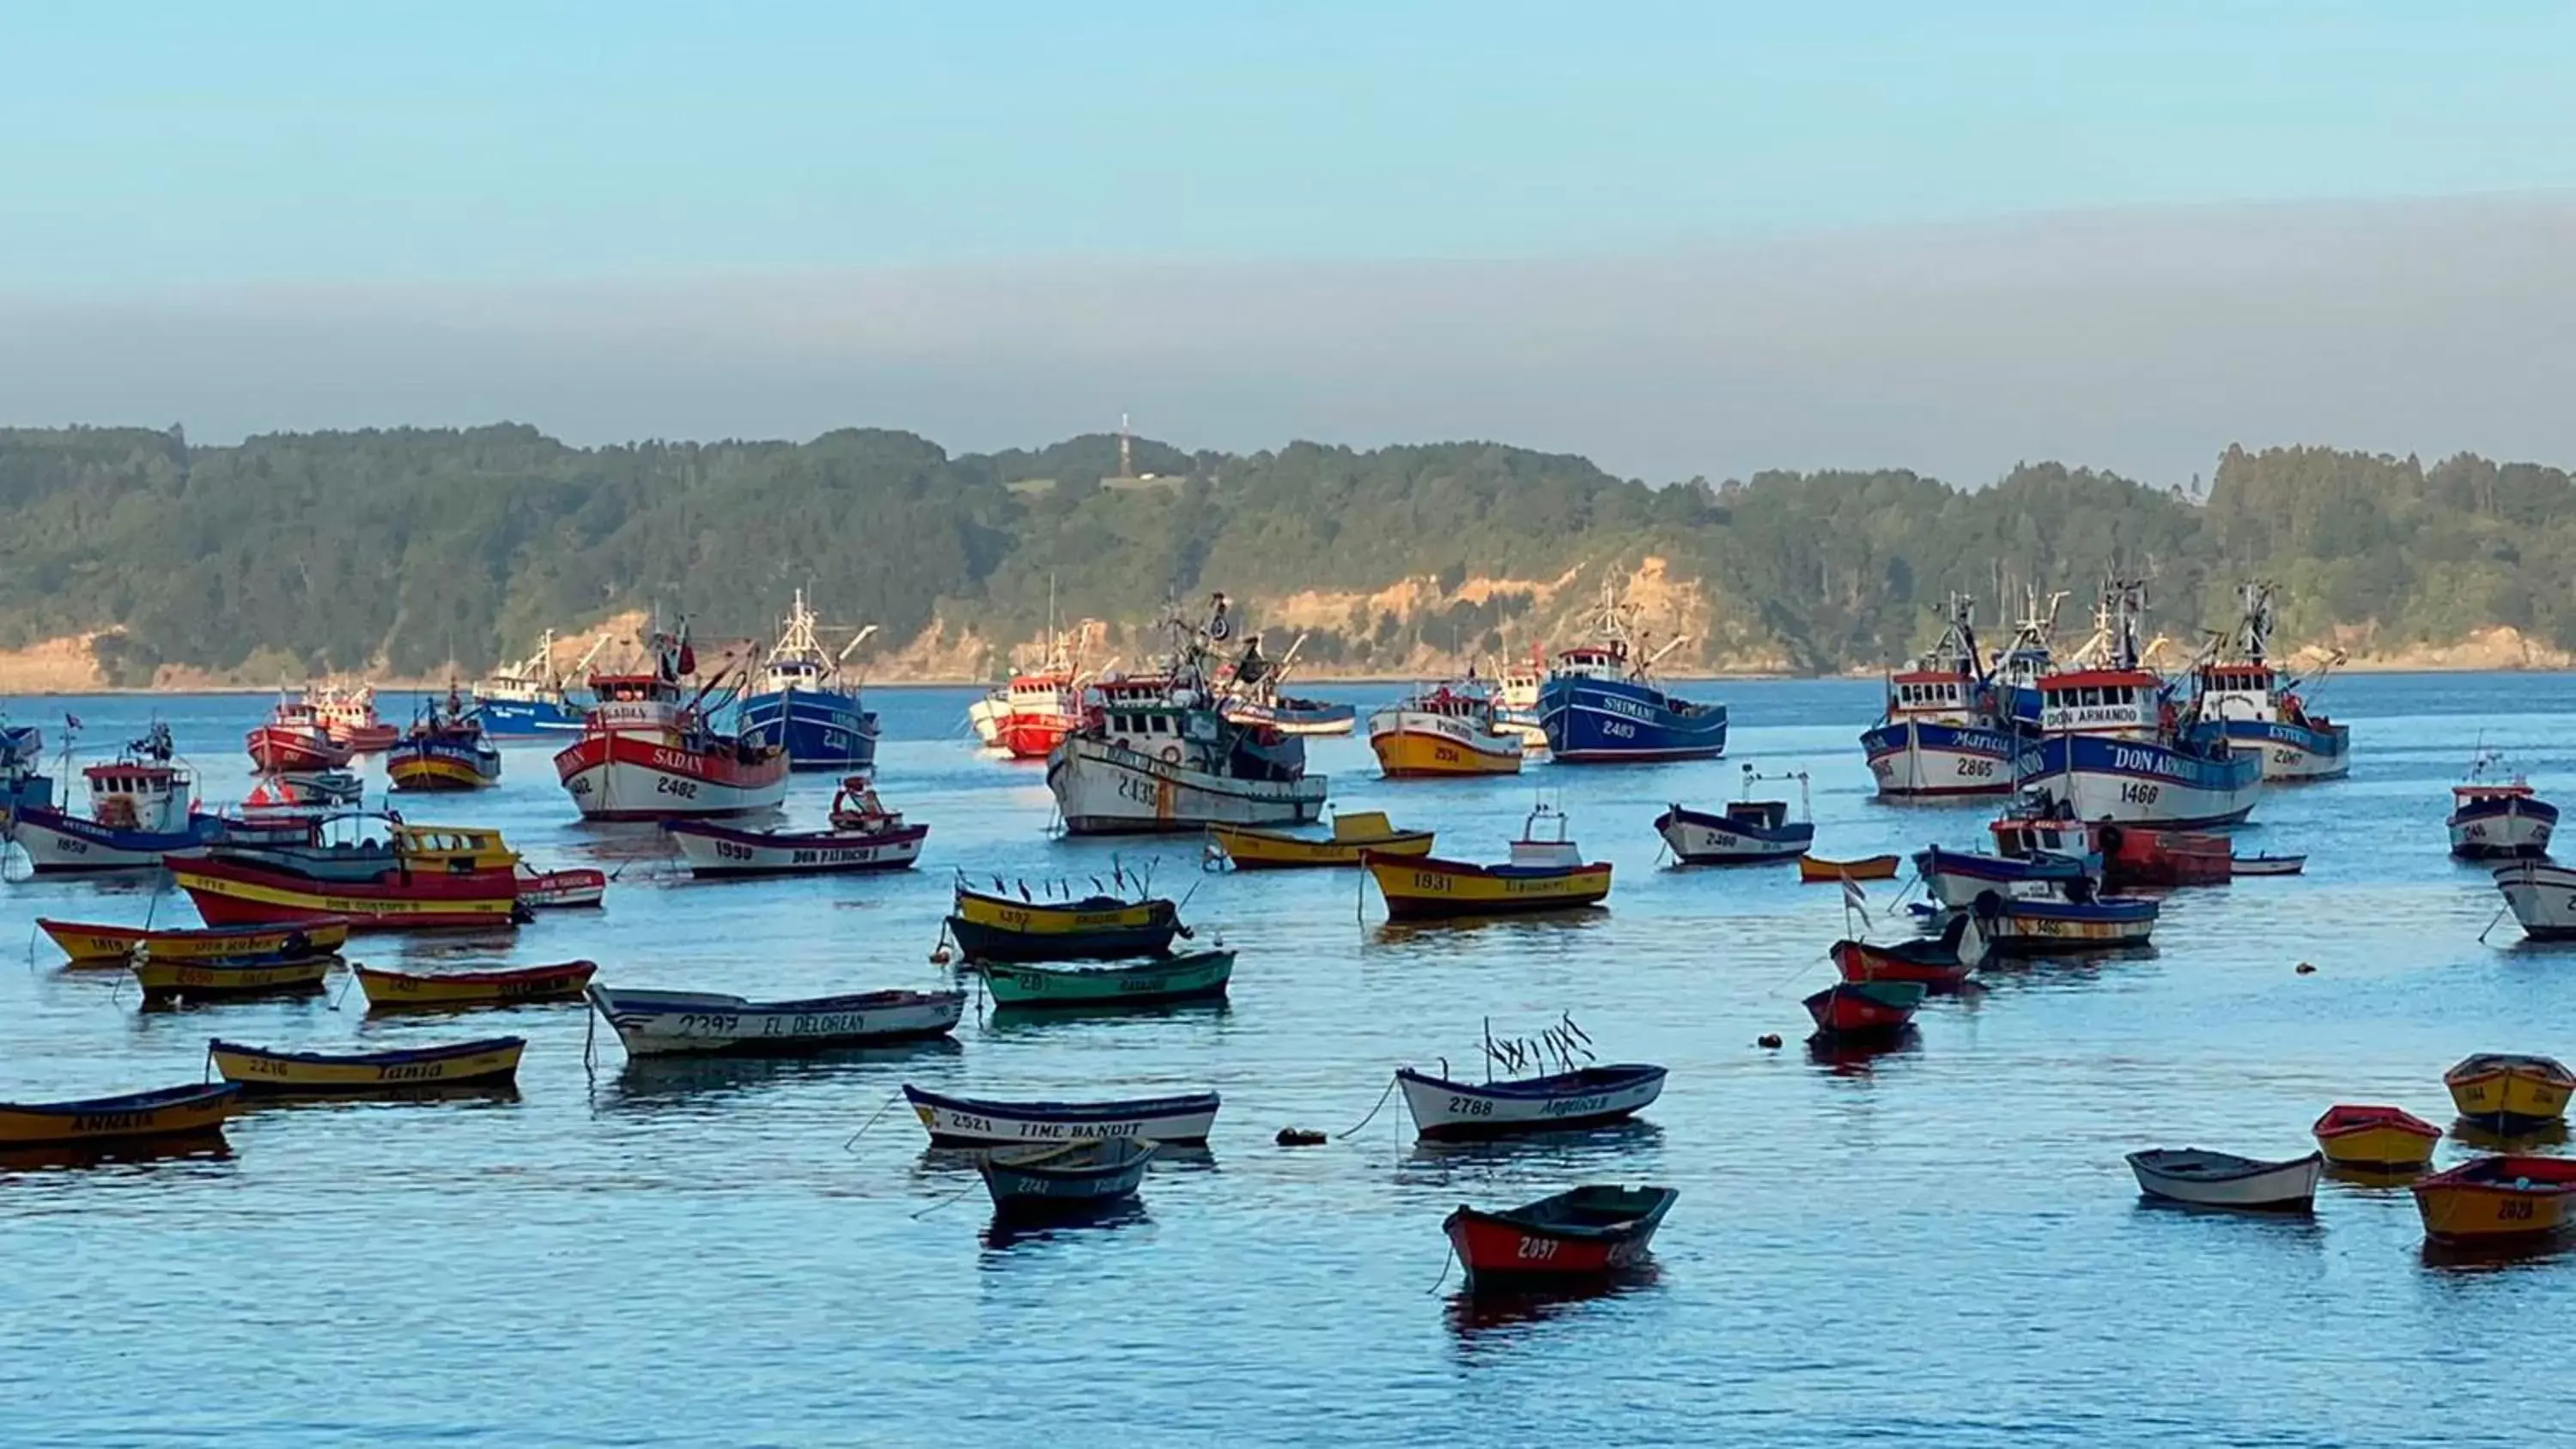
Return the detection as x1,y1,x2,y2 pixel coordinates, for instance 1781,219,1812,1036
738,688,878,773
1539,678,1727,764
2021,733,2261,828
471,698,586,737
2198,718,2352,782
1860,719,2025,797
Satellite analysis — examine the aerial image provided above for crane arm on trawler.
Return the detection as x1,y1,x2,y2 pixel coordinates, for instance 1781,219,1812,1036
835,623,880,664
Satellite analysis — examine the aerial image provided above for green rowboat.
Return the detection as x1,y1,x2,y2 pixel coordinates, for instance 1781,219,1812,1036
981,949,1236,1009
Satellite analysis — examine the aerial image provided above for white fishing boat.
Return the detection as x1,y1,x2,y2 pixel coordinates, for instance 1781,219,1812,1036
1861,592,2058,798
1396,1063,1665,1139
2190,581,2350,781
2449,749,2557,859
2125,1149,2322,1211
2020,579,2261,828
586,984,963,1056
3,723,224,872
901,1083,1221,1147
2230,853,2306,877
2495,859,2576,940
552,624,789,821
1654,767,1815,864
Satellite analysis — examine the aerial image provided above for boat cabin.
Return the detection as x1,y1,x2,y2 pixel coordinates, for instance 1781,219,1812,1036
2456,749,2537,805
2194,664,2281,724
1551,644,1628,682
2037,668,2163,737
1097,701,1224,763
1408,683,1499,726
1508,804,1585,869
393,824,520,871
1886,669,1977,723
587,672,683,731
82,761,192,833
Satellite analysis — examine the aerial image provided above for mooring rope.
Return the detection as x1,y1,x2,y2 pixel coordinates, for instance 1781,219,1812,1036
842,1091,904,1152
1334,1073,1401,1140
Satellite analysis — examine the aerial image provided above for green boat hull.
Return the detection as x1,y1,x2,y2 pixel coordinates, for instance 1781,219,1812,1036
981,949,1236,1009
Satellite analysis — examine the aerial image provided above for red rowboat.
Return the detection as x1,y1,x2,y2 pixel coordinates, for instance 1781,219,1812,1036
515,864,606,909
246,697,355,773
1443,1184,1677,1287
1803,979,1926,1036
1831,915,1973,990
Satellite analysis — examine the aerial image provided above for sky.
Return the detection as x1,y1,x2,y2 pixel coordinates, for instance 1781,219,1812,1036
6,2,2576,484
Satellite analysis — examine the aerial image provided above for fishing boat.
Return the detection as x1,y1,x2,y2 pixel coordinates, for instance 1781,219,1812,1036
244,768,362,809
586,984,965,1056
2020,579,2261,828
981,949,1235,1009
1915,843,2095,909
1539,579,1726,763
1831,915,1976,990
737,590,880,773
2311,1105,2441,1170
901,1083,1221,1147
1367,676,1523,777
354,960,599,1009
2494,860,2576,939
131,952,336,1002
2188,581,2350,781
2125,1149,2323,1211
1862,593,2058,798
1443,1185,1678,1287
665,779,927,877
553,625,789,820
2444,1053,2575,1132
2448,749,2556,859
209,1036,526,1093
515,863,607,909
3,722,226,872
1803,979,1926,1038
945,879,1182,963
1218,634,1354,737
1990,806,2229,890
2412,1155,2576,1244
0,712,49,815
1960,893,2160,956
312,682,399,753
1655,767,1814,865
170,818,526,931
40,915,353,967
1366,803,1612,920
245,694,355,773
0,1082,239,1148
984,595,1091,759
979,1138,1158,1219
385,687,502,791
1488,644,1550,751
2232,853,2307,877
1396,1062,1665,1139
1206,811,1433,870
1799,854,1900,883
1046,594,1328,834
471,629,606,736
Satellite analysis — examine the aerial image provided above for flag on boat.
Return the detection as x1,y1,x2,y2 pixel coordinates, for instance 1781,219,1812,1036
1842,876,1868,909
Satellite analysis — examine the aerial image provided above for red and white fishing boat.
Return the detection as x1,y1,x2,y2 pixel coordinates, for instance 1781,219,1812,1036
312,682,399,752
998,664,1084,761
245,695,355,773
551,626,788,821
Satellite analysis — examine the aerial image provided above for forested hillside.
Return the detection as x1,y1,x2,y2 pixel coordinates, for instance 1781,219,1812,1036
0,423,2567,687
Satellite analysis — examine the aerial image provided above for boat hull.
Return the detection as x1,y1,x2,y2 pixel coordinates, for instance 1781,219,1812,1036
471,697,586,737
4,807,223,872
1860,719,2020,797
1223,699,1357,737
1831,937,1972,990
2021,734,2261,828
1367,710,1523,777
2445,1055,2575,1131
1366,853,1613,921
171,857,520,931
2127,1149,2323,1211
515,867,606,908
588,985,964,1056
355,961,598,1009
1803,980,1926,1036
738,688,880,773
0,1083,238,1147
2312,1106,2440,1169
2451,797,2557,859
1396,1065,1666,1139
1967,895,2160,955
1652,805,1813,865
1443,1185,1677,1286
210,1036,526,1093
2495,861,2576,939
2414,1156,2576,1243
1539,677,1727,764
1916,846,2090,909
665,819,927,877
902,1084,1220,1147
946,889,1182,963
386,738,502,792
1045,736,1327,834
1800,854,1899,883
981,950,1234,1009
244,726,351,774
980,1139,1157,1217
1207,820,1434,870
2215,718,2352,782
41,916,352,966
553,732,790,821
132,954,336,999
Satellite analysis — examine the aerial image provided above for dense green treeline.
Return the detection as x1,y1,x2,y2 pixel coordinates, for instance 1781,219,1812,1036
0,423,2564,683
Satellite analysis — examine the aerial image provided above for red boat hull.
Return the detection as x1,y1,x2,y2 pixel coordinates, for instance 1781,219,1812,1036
1000,714,1077,761
2102,825,2232,888
245,726,353,773
1803,985,1923,1034
551,732,789,821
171,856,520,931
1831,939,1971,990
326,722,400,753
1444,1209,1665,1282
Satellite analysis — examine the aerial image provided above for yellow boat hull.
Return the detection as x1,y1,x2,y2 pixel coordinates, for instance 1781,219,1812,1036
131,955,336,998
1366,713,1523,778
40,917,352,966
1211,822,1435,870
210,1037,526,1093
1799,855,1899,883
2445,1055,2575,1126
951,888,1168,936
0,1083,238,1146
2414,1159,2576,1242
2316,1124,2439,1169
387,755,497,791
354,961,598,1008
1366,853,1612,920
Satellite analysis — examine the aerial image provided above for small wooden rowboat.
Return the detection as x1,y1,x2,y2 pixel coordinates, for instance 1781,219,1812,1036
1802,979,1926,1037
2230,853,2306,877
2445,1053,2576,1132
354,960,598,1009
2311,1104,2441,1169
1443,1184,1679,1287
515,864,606,909
1206,811,1433,870
1396,1064,1666,1139
586,984,964,1056
1965,893,2159,955
1363,852,1613,920
946,884,1182,964
132,953,335,1002
1799,854,1900,883
2413,1155,2576,1243
2125,1149,2324,1211
1830,915,1974,990
208,1036,526,1093
664,817,929,877
0,1082,240,1147
981,950,1234,1010
42,916,352,967
902,1083,1220,1147
979,1137,1157,1219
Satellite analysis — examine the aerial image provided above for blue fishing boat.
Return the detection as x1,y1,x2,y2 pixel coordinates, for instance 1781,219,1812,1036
2187,581,2350,782
2,723,224,873
471,629,604,736
1538,580,1727,764
1655,767,1814,864
737,590,880,773
1913,843,2094,909
0,712,50,816
979,1137,1157,1219
2019,579,2260,829
1959,892,2160,958
1861,591,2063,798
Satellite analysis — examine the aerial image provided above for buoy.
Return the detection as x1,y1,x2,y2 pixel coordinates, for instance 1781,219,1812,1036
1276,1127,1326,1147
929,947,953,966
2294,961,2316,974
1757,1034,1783,1050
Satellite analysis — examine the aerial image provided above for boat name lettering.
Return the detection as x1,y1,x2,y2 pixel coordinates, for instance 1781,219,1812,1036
1539,1095,1609,1117
71,1111,154,1131
769,1012,873,1035
2109,746,2166,775
380,1063,448,1082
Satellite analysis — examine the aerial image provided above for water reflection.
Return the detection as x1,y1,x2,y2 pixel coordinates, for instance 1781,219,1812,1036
0,1133,236,1176
2448,1119,2572,1153
1368,911,1611,949
1395,1120,1666,1189
982,997,1233,1034
600,1038,962,1108
2419,1235,2576,1274
1445,1266,1662,1343
1806,1027,1923,1074
980,1201,1151,1252
233,1083,525,1113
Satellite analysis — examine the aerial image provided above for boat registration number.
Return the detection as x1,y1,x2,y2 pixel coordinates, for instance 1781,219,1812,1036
71,1111,157,1132
656,776,700,800
1516,1236,1558,1261
1116,775,1163,806
1444,1095,1495,1117
2120,782,2160,805
2499,1197,2538,1222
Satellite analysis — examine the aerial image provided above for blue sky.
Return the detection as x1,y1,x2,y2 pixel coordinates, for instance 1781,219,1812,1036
9,2,2575,288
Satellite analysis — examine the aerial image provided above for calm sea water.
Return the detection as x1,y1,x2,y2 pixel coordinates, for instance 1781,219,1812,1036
4,675,2576,1446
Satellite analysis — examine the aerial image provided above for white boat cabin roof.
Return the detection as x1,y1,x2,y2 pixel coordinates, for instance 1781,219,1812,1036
2037,667,2162,733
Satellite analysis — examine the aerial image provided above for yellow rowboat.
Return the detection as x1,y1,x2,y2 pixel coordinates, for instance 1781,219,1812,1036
1799,854,1900,883
209,1036,526,1094
354,960,598,1009
2413,1155,2576,1244
946,883,1181,963
131,953,336,1002
1365,852,1612,921
2445,1053,2576,1131
40,916,353,967
1207,812,1434,870
0,1082,239,1147
2311,1104,2442,1170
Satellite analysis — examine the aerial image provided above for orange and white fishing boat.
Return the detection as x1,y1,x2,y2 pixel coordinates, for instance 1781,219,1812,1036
312,682,399,752
552,624,788,820
1367,676,1522,778
246,694,355,773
